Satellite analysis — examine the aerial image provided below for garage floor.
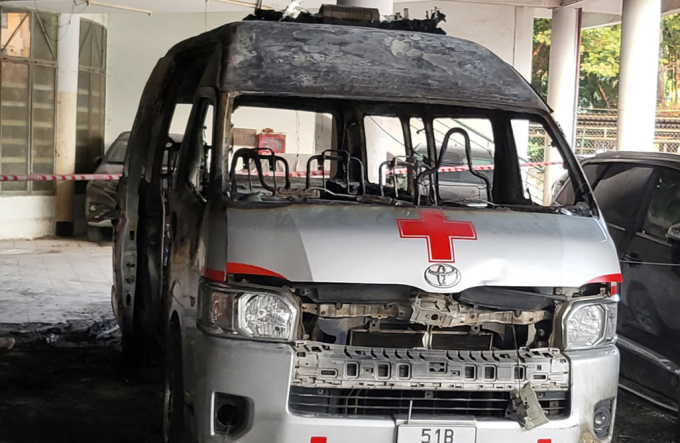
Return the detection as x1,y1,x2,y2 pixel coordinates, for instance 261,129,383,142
0,239,113,325
0,239,676,443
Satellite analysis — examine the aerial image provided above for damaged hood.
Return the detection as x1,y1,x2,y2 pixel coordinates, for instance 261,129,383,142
226,204,620,293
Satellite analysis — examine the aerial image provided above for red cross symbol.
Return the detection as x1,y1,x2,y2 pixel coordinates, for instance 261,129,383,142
397,209,477,262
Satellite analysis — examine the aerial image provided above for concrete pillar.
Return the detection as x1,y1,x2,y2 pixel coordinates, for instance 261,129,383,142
55,14,80,236
544,7,581,205
513,6,535,162
617,0,662,152
337,0,393,182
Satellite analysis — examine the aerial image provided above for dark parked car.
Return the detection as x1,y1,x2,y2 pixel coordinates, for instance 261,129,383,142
413,143,494,201
556,151,680,406
85,131,182,242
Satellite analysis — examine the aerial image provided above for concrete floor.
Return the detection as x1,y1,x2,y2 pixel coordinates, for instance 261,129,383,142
0,239,113,325
0,238,676,442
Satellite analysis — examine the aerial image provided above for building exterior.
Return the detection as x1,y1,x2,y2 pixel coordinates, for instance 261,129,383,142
0,0,675,239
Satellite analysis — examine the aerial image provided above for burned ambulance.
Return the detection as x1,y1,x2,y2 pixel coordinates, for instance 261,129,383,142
113,7,622,443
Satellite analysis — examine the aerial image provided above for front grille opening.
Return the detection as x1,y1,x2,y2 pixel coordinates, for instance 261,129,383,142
289,387,569,419
398,363,411,379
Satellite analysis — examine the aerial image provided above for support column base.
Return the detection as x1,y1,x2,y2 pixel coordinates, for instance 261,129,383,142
56,221,74,237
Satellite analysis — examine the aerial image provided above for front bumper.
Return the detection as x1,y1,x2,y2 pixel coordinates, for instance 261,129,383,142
194,335,619,443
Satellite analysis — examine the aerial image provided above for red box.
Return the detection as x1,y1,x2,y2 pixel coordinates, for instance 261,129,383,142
258,133,286,154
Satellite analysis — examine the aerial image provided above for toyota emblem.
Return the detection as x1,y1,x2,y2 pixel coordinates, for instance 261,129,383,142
424,264,461,288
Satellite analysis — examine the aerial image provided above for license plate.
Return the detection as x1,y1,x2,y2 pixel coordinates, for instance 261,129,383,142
397,425,476,443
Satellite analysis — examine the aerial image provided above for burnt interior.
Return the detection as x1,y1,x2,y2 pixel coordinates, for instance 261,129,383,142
227,96,584,213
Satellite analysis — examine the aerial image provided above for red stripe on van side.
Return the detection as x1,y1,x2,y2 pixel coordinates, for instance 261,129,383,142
227,263,287,280
202,267,227,282
585,273,623,284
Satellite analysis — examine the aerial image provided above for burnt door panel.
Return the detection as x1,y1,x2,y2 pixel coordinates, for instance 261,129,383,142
622,167,680,359
167,96,215,395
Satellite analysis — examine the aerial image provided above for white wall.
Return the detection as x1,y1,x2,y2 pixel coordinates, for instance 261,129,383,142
0,196,56,240
106,4,535,147
106,11,247,145
399,1,534,79
107,12,325,160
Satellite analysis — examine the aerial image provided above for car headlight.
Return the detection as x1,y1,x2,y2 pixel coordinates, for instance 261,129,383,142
561,299,617,350
237,293,295,339
198,281,298,341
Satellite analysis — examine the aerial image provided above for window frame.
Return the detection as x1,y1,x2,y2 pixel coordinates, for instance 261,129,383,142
578,160,659,237
75,19,106,186
0,7,58,195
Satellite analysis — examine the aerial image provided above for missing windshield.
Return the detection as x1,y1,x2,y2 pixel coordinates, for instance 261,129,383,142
226,96,584,212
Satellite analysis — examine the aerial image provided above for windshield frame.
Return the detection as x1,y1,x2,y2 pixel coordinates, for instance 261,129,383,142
220,92,595,215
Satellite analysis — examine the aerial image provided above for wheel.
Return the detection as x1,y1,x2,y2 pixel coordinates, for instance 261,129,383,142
87,226,105,242
628,288,662,336
164,324,190,443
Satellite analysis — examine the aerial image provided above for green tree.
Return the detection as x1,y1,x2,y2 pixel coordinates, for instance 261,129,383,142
660,14,680,110
533,13,680,111
532,18,551,100
579,25,621,109
532,18,621,109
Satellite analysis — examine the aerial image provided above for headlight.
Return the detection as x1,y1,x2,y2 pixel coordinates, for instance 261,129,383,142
561,299,617,350
198,281,298,341
237,293,294,340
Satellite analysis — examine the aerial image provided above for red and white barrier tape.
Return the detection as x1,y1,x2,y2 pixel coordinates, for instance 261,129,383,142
0,174,122,182
233,161,565,178
0,162,564,182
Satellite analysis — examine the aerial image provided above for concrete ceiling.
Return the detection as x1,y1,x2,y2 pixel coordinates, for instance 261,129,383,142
0,0,626,15
0,0,676,22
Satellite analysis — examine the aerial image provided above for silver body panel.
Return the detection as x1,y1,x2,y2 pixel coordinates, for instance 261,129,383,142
227,205,620,292
194,336,619,443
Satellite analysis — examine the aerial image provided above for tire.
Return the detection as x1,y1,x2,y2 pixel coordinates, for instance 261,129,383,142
87,227,105,242
164,324,190,443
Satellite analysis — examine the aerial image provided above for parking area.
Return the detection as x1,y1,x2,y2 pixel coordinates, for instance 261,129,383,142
0,239,113,326
0,238,675,443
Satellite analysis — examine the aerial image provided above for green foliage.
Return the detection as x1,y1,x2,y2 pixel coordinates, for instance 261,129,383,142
532,14,680,110
532,18,621,109
579,25,620,109
660,14,680,109
532,18,551,101
527,143,545,163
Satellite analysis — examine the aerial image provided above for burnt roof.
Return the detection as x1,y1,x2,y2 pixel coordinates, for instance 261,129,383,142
167,20,549,114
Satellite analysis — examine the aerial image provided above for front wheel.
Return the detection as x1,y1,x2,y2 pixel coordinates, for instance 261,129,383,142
164,325,190,443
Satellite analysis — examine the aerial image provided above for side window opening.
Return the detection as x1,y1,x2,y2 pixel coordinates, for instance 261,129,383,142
643,168,680,241
180,99,214,199
363,115,409,192
513,119,569,206
555,163,599,206
591,163,654,228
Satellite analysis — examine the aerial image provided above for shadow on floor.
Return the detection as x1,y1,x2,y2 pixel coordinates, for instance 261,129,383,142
0,338,162,443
